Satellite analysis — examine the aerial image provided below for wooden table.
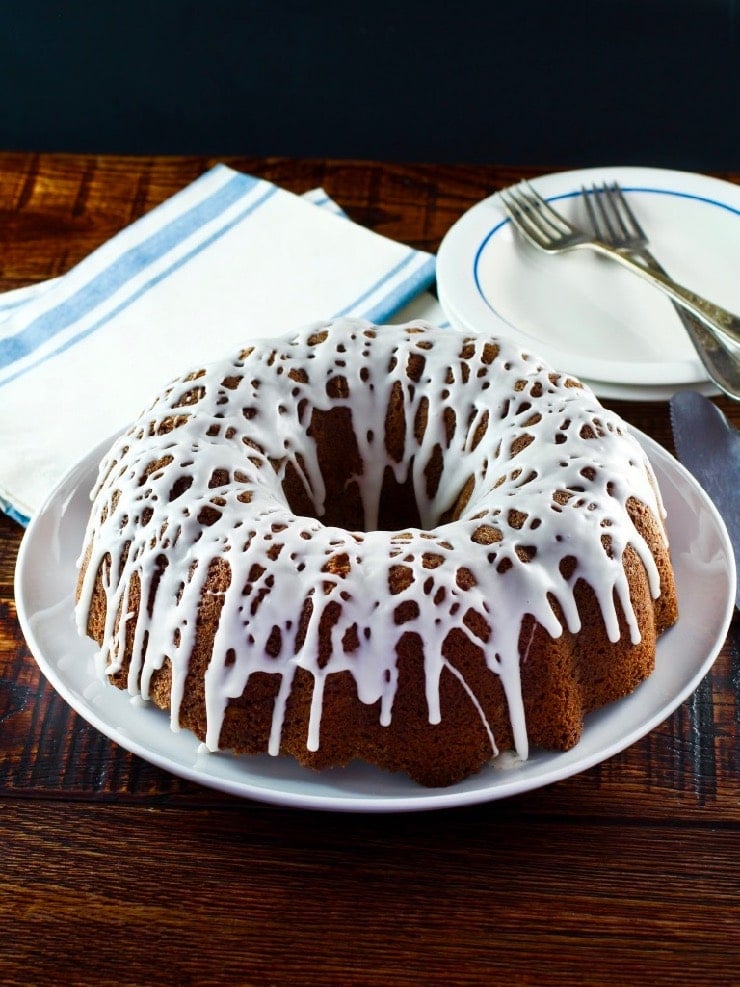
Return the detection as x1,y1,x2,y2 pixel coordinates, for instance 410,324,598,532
1,153,738,986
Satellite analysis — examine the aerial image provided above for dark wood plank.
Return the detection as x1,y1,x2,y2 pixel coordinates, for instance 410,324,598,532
1,800,738,987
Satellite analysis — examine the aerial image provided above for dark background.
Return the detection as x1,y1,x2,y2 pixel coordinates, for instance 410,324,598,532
1,0,738,170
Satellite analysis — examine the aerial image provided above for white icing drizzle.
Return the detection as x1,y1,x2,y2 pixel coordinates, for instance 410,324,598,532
75,318,668,765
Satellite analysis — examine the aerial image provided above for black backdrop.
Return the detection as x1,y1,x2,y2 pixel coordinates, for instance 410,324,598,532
1,0,738,170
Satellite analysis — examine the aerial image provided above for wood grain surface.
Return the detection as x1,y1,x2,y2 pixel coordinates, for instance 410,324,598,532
0,152,738,987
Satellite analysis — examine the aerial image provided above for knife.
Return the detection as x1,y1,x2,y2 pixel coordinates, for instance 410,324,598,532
670,391,739,608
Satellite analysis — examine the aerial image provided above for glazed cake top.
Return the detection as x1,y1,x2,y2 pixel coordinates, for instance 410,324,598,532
76,319,666,762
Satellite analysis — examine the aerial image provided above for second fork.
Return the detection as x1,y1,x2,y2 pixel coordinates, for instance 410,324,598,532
582,182,740,400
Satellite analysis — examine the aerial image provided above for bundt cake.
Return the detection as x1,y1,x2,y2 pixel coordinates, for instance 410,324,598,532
75,318,678,787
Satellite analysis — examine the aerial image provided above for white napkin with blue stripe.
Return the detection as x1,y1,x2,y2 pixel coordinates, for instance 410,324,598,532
0,164,443,525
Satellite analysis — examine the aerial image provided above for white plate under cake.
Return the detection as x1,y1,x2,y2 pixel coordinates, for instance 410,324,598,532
72,318,678,787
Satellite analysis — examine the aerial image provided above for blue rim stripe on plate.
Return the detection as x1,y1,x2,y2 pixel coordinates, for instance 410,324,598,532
473,186,740,315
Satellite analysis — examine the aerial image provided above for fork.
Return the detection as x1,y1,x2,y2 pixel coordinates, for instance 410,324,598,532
500,181,740,349
582,182,740,400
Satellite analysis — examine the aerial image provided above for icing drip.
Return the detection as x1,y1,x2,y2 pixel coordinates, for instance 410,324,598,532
75,319,667,765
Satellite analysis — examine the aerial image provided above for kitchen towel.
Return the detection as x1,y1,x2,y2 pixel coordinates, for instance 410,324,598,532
0,164,440,524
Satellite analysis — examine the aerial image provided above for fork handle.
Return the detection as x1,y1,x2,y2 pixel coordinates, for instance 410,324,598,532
671,302,740,400
629,248,740,401
592,242,740,347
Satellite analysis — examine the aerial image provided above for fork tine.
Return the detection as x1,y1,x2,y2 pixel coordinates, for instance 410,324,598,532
602,183,636,241
608,182,648,241
520,181,573,235
582,182,641,248
592,183,623,242
500,188,550,244
581,184,611,242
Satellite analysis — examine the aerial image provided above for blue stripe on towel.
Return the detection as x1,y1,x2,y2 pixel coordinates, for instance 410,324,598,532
0,282,52,317
0,495,29,527
0,183,279,389
0,169,261,375
361,256,437,323
333,253,436,320
0,181,280,388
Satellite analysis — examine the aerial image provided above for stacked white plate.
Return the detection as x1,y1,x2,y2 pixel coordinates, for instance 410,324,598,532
436,166,740,400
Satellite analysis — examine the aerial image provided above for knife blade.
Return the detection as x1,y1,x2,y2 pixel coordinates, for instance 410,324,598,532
670,390,739,608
